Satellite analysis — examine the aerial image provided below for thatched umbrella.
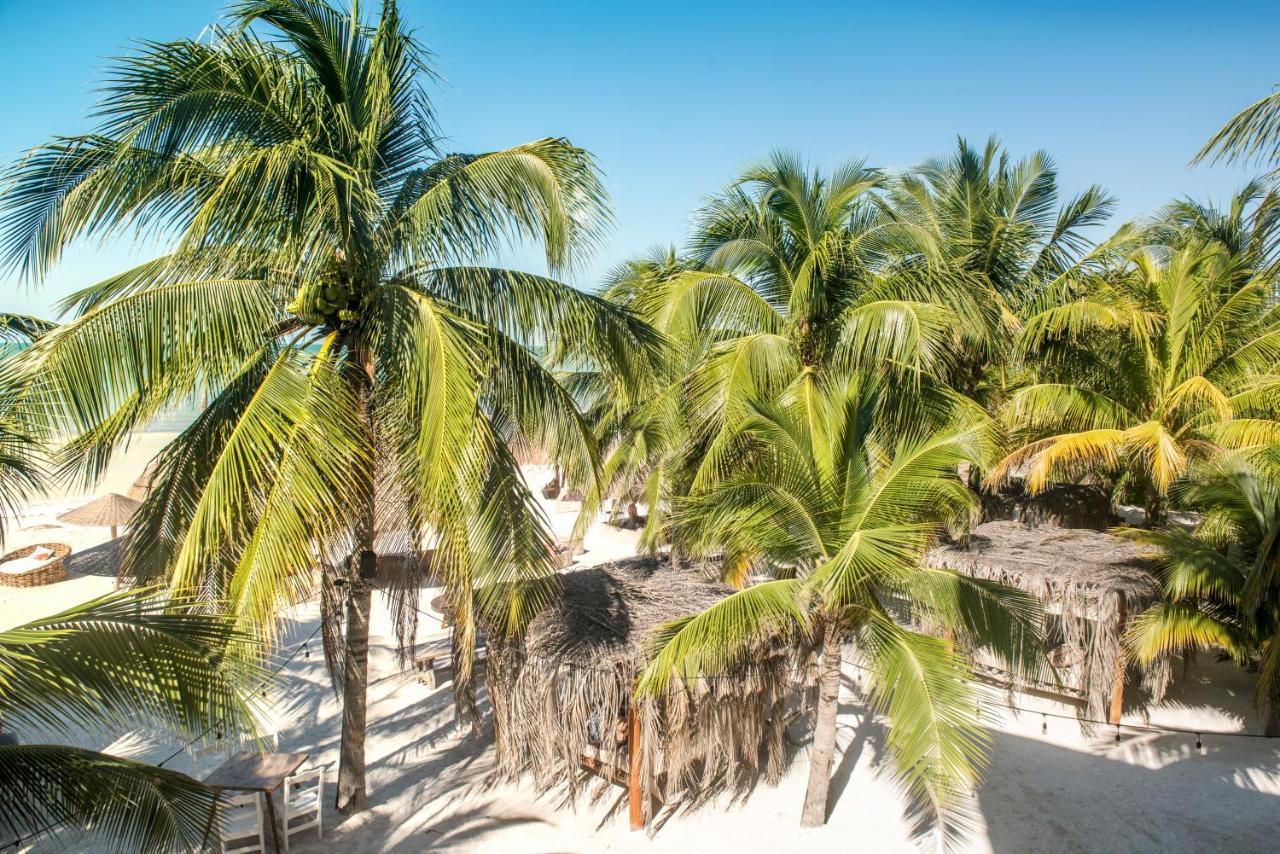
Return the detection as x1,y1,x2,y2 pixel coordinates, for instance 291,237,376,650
926,521,1162,724
487,556,797,830
57,492,142,540
128,459,161,501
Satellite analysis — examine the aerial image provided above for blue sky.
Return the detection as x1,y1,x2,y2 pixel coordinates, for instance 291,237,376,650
1,0,1276,316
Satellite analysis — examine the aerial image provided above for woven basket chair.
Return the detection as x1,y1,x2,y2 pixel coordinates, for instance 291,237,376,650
0,543,71,588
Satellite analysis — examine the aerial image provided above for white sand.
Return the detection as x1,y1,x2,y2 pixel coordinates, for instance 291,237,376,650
13,456,1280,852
0,432,176,630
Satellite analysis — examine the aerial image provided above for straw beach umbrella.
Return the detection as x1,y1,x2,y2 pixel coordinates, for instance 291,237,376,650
128,459,161,501
58,492,142,539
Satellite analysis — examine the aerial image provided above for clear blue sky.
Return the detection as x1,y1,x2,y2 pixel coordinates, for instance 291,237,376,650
1,0,1276,316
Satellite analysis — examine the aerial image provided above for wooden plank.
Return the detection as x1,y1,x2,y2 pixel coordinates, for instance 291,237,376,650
579,756,628,787
1108,593,1128,726
203,751,309,791
628,709,643,831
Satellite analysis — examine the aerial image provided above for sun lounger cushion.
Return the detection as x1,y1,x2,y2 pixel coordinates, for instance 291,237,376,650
0,555,56,574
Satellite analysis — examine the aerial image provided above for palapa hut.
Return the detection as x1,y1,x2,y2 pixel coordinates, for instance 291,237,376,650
926,521,1163,723
488,556,798,831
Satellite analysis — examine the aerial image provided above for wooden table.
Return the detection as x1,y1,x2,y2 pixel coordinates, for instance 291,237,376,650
204,751,309,852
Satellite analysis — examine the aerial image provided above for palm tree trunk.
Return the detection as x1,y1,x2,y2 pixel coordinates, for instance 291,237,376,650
800,621,843,827
336,576,372,811
1266,701,1280,738
337,345,377,813
1144,489,1166,529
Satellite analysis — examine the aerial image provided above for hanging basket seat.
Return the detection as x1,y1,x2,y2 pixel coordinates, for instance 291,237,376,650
0,543,72,588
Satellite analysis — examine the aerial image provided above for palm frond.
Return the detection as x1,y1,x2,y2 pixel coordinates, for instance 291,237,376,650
0,744,224,854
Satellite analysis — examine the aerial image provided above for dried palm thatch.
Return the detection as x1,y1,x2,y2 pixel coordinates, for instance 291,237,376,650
56,492,142,538
488,556,801,816
981,481,1119,531
128,459,162,501
926,521,1164,721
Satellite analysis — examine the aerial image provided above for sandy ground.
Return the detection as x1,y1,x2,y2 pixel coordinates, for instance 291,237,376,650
0,432,176,629
12,456,1280,853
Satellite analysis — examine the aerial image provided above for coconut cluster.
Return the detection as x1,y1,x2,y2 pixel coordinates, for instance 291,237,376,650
288,258,358,326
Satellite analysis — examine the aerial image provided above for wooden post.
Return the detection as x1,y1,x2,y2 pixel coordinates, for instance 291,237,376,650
1108,593,1127,726
628,707,643,831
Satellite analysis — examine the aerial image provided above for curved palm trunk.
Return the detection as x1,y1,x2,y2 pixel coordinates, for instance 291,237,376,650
800,621,843,827
337,346,377,813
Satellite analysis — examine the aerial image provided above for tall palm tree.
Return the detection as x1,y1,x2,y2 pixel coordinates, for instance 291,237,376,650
636,374,1043,829
1122,451,1280,735
885,137,1115,310
0,0,652,811
991,241,1280,525
582,153,991,562
0,589,256,851
881,137,1120,417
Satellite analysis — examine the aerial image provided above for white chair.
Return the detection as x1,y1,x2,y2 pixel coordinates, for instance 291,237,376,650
220,792,267,854
282,767,324,850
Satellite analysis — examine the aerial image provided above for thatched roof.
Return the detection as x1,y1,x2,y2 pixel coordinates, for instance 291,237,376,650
926,521,1158,606
981,481,1120,531
926,521,1165,720
128,460,161,500
489,557,800,812
520,556,735,668
56,493,142,528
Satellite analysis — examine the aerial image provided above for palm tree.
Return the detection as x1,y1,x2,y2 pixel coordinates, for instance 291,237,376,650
991,241,1280,525
582,153,991,562
885,137,1115,309
0,0,652,811
0,588,256,851
881,137,1119,416
636,374,1043,829
1121,451,1280,735
1149,181,1280,286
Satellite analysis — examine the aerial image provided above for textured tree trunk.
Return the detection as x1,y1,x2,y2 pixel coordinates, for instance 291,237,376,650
1266,701,1280,738
336,346,377,813
627,501,641,525
800,622,843,827
1143,489,1165,529
336,576,372,812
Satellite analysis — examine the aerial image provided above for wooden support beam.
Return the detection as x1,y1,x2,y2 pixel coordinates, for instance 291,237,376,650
628,708,643,831
1108,592,1127,726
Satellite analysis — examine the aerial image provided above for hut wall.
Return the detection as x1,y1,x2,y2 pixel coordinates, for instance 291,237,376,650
927,522,1164,722
486,558,800,811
